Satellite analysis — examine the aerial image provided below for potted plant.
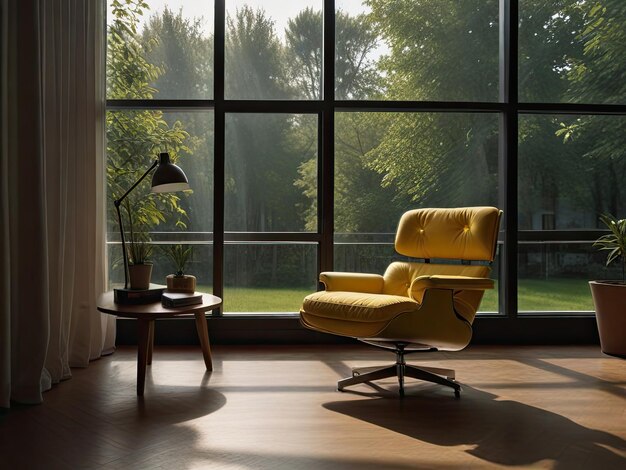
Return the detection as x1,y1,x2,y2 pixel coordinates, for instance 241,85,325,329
163,244,196,293
589,214,626,357
127,233,153,290
124,200,154,290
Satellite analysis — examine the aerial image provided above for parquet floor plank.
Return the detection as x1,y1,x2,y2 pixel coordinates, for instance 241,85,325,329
1,345,624,469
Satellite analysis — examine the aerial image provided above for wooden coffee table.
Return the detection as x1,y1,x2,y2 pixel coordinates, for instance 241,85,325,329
97,292,222,396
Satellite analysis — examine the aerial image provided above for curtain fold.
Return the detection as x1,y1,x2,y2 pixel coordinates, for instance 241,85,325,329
1,0,13,408
0,0,115,408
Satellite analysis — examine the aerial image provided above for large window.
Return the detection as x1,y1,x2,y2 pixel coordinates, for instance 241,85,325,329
106,1,626,324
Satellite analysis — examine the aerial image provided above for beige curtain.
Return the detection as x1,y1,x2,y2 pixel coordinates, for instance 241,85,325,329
0,0,115,408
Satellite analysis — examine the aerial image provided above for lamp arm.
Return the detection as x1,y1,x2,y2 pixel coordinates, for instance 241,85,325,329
114,158,158,289
116,202,130,289
114,159,159,207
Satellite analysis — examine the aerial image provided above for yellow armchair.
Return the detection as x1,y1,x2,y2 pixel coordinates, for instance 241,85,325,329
300,206,502,397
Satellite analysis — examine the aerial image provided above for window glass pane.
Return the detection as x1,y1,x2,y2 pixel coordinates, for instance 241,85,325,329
519,0,626,104
107,242,213,293
517,243,619,312
223,243,317,312
225,113,317,232
107,1,214,100
483,252,500,313
334,0,383,100
333,111,501,313
519,114,626,230
334,238,397,275
225,0,322,100
333,112,499,234
518,113,626,314
106,110,213,288
336,0,499,101
155,243,213,291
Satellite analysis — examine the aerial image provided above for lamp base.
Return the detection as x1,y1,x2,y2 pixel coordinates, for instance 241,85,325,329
114,284,166,305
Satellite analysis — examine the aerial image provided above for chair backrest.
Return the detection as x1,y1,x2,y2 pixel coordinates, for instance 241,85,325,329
395,207,502,262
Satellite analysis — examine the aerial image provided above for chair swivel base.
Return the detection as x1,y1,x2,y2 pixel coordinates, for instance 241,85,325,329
337,345,461,397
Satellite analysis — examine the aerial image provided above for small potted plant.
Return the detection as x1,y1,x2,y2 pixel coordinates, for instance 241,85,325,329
127,233,153,290
163,244,196,293
589,214,626,357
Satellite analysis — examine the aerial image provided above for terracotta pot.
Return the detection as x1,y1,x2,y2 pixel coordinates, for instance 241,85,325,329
589,281,626,358
166,274,196,293
129,263,153,290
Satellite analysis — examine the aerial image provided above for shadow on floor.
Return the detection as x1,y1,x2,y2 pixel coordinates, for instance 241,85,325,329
0,375,227,469
323,385,626,469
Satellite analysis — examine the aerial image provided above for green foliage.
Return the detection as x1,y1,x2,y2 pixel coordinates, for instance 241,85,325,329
566,0,626,103
594,214,626,282
365,112,498,209
367,0,498,101
287,9,387,232
284,8,381,100
140,8,213,232
518,0,586,102
284,7,322,100
126,229,153,265
142,7,213,99
224,7,313,233
123,197,152,265
107,0,159,100
335,11,382,99
226,6,287,99
555,1,626,220
362,1,499,210
107,0,192,242
127,241,152,265
163,244,193,276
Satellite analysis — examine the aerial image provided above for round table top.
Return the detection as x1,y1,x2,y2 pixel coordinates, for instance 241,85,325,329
97,291,222,319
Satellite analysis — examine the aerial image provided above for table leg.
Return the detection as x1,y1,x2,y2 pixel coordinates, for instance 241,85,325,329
194,311,213,371
147,321,155,365
137,318,153,396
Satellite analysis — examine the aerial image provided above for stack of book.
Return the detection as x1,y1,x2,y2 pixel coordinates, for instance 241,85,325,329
161,291,203,308
114,284,166,305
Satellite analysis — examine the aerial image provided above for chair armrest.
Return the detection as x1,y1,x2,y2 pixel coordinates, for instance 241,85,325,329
412,275,494,291
319,272,385,293
409,275,494,302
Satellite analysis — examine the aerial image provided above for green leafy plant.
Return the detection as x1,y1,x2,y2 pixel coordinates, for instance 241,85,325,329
123,199,153,265
127,232,153,265
593,214,626,283
163,244,193,276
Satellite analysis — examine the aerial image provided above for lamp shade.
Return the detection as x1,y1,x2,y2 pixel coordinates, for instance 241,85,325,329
151,152,190,193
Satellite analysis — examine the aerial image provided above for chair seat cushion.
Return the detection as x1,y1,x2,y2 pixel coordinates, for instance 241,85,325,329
300,291,420,338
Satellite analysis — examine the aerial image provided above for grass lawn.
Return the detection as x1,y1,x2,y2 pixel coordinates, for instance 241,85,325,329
220,287,312,312
480,278,593,312
199,278,594,313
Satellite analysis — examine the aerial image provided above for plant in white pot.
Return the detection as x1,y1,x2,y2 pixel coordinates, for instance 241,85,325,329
589,214,626,358
163,244,196,293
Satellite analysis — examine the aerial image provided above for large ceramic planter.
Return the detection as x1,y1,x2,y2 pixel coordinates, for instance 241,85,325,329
589,281,626,358
129,263,153,290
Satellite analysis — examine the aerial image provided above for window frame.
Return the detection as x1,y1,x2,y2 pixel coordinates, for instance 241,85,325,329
106,0,626,336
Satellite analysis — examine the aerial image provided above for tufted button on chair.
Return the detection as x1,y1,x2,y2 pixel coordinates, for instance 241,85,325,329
300,207,502,397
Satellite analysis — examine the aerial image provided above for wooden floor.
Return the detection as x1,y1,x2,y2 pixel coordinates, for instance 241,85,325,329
1,345,625,469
